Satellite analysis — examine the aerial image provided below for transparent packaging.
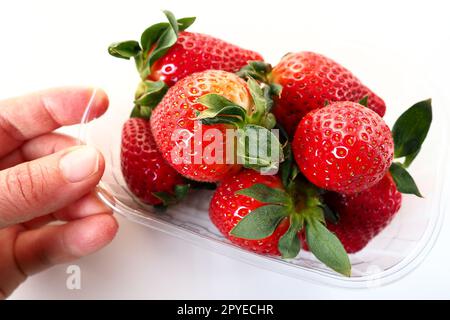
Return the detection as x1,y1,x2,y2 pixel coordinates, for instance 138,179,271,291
78,46,448,288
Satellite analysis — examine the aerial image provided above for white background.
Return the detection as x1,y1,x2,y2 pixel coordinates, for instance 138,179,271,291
1,0,450,299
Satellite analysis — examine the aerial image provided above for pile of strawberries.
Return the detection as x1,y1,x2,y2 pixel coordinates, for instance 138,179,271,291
109,11,432,276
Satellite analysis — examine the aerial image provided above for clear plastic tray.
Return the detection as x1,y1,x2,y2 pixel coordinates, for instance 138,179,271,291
78,47,448,288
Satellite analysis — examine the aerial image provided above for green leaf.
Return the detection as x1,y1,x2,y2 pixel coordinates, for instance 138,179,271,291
230,205,289,240
140,11,196,68
177,17,196,31
197,93,243,112
108,41,141,59
393,99,432,161
247,78,266,119
389,162,423,197
237,125,283,171
152,191,176,207
247,78,275,125
147,27,178,67
134,80,169,110
200,116,243,126
358,95,368,107
153,184,189,207
130,105,151,119
270,83,283,97
321,203,339,224
196,105,246,122
111,11,195,78
140,22,170,52
248,60,272,74
187,180,217,190
403,147,421,168
303,206,325,224
236,61,272,82
262,112,276,129
305,219,351,277
163,10,179,34
236,183,290,205
196,94,247,126
324,100,330,107
278,216,302,259
174,184,189,201
280,143,294,189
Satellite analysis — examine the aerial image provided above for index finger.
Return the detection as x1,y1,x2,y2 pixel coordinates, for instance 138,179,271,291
0,87,108,157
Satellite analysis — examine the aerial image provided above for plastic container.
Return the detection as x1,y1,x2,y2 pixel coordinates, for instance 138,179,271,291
78,46,448,288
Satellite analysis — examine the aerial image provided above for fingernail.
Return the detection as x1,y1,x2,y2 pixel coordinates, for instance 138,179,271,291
60,146,100,183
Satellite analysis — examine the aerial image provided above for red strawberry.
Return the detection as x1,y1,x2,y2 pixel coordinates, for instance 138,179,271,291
209,169,289,255
210,169,352,276
324,173,402,253
109,11,263,112
239,52,386,136
293,101,394,194
121,118,186,205
148,31,263,87
150,69,281,182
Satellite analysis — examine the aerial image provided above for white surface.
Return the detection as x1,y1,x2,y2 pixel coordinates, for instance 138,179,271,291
1,0,450,299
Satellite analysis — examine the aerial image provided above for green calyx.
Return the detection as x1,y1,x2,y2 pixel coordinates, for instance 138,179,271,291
237,61,282,98
130,80,168,120
237,61,272,83
153,180,217,209
152,184,190,208
195,78,284,173
389,99,432,197
196,78,276,127
109,10,194,120
230,177,351,277
358,95,369,107
108,10,195,80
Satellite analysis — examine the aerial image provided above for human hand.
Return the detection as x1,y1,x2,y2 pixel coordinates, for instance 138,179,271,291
0,87,118,299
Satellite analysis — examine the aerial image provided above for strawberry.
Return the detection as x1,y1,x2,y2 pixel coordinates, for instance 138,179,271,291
209,169,289,255
210,169,352,276
148,31,263,87
238,52,386,136
150,69,282,182
108,11,263,115
324,173,402,253
121,118,187,206
292,101,394,194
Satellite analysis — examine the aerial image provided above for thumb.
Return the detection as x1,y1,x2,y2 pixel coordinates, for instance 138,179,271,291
0,146,104,228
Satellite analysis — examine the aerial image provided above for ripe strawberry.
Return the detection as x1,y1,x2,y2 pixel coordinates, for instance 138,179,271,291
109,11,263,113
293,101,394,194
150,69,281,182
210,169,352,276
148,32,263,87
209,169,289,255
121,118,187,206
239,52,386,136
324,173,402,253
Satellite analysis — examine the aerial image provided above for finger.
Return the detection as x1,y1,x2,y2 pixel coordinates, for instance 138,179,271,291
21,191,112,229
0,145,104,228
20,214,55,230
53,191,112,221
0,133,78,170
0,225,27,299
0,87,108,157
15,214,118,276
